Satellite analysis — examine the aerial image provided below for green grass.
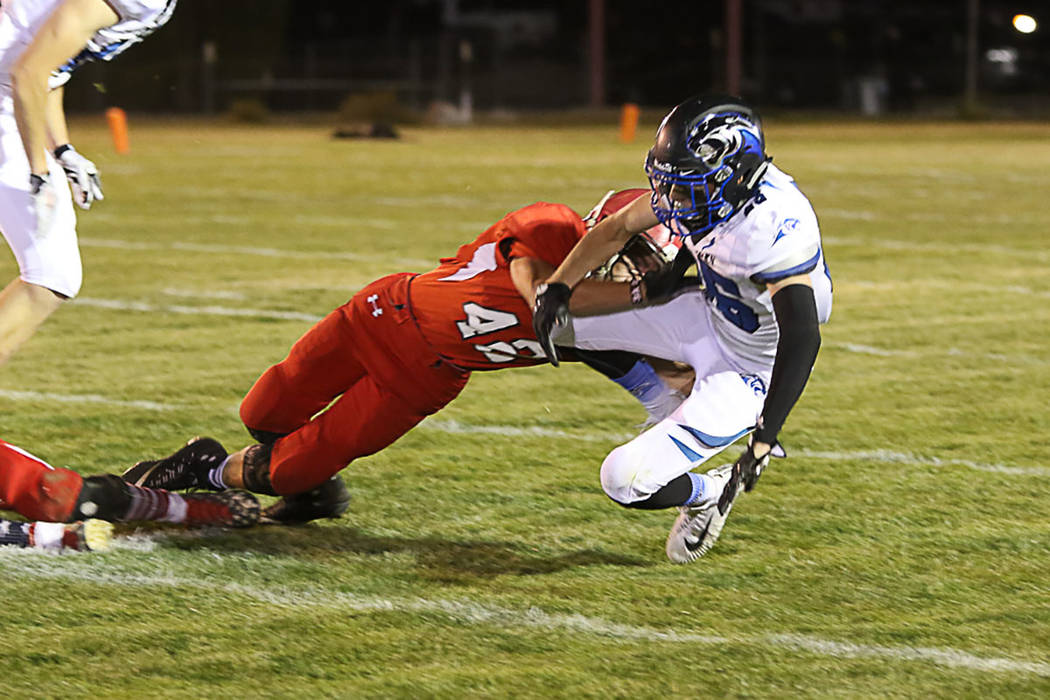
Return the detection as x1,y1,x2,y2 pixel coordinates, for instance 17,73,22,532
2,117,1049,698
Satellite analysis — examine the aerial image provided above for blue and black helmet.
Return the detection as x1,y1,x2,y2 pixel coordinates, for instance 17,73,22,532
644,94,771,237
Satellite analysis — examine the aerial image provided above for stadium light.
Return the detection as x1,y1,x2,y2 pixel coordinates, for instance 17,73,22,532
1013,14,1037,33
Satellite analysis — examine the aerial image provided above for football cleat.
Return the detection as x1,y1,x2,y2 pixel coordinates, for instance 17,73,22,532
183,490,260,528
123,437,227,491
75,519,114,551
665,462,735,564
260,476,351,525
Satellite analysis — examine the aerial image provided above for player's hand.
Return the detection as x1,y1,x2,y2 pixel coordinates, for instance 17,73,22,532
716,439,784,515
643,267,697,305
55,144,103,210
29,173,58,239
532,282,571,367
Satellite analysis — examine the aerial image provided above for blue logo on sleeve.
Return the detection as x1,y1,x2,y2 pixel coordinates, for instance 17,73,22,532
773,218,799,245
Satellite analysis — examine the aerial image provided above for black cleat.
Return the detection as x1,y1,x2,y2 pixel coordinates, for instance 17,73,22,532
122,437,227,491
261,476,351,525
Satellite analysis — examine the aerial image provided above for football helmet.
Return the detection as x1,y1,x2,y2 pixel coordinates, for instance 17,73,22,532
585,189,680,282
644,94,771,237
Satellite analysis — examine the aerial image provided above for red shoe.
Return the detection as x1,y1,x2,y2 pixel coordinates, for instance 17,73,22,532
183,490,260,528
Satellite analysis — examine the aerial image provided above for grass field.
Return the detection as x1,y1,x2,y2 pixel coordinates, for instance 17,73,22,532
2,115,1049,698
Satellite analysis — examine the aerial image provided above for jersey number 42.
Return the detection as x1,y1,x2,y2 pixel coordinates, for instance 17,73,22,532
455,302,546,363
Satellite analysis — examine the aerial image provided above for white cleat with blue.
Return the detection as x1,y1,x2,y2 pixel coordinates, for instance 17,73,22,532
665,463,735,564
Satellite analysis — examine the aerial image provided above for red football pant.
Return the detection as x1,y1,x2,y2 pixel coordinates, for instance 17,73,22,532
0,440,82,522
240,274,470,496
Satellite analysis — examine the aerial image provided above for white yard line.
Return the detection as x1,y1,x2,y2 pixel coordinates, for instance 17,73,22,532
420,418,632,443
793,449,1050,477
0,389,1043,476
0,389,173,412
823,235,1050,262
418,421,1050,477
3,556,1047,677
825,341,1049,367
73,297,324,323
64,292,1048,366
79,237,435,269
845,279,1050,300
161,287,248,300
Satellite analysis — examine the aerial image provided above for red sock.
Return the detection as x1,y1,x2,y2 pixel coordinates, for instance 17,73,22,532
123,484,177,522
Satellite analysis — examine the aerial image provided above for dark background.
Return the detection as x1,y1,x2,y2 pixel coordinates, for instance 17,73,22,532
64,0,1050,116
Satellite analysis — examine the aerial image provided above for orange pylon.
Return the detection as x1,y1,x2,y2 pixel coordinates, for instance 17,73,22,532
619,103,640,143
106,107,129,154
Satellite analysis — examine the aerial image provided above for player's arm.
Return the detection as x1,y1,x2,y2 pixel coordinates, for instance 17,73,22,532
752,274,821,457
717,272,821,513
509,256,636,315
510,254,688,422
547,191,659,290
532,192,660,364
44,86,71,151
11,0,118,175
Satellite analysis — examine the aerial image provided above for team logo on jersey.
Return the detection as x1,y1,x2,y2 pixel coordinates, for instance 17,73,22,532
367,294,383,317
773,218,799,245
741,374,767,396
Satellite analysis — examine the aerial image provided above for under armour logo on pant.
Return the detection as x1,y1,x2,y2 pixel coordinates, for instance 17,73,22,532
367,294,383,317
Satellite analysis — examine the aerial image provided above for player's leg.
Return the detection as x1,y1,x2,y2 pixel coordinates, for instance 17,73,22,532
218,361,469,522
556,293,707,424
0,280,65,366
0,439,83,521
0,429,110,550
239,304,367,442
599,370,761,507
122,362,468,524
1,439,258,528
599,367,765,563
557,291,707,363
124,304,372,493
0,117,81,366
0,518,112,552
572,348,689,425
239,366,467,495
124,305,372,491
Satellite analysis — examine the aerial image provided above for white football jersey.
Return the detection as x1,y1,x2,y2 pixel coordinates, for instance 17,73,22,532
682,163,832,373
0,0,175,88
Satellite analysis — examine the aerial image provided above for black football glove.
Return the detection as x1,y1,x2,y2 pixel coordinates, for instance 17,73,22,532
716,439,785,515
532,282,572,367
641,246,696,305
643,268,699,305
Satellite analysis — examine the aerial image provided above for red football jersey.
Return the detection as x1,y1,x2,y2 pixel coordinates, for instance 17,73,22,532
410,202,586,370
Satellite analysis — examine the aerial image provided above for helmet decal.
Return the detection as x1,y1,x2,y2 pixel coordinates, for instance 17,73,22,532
687,113,760,167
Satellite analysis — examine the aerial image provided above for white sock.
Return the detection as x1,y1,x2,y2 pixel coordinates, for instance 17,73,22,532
30,521,66,550
162,493,188,523
686,473,717,507
208,457,230,490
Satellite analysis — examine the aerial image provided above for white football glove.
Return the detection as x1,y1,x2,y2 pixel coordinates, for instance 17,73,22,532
55,144,104,210
29,173,58,239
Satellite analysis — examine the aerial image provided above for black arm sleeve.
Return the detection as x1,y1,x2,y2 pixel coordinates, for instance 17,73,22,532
753,283,821,445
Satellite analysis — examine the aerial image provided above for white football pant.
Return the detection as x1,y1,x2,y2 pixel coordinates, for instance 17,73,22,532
564,292,770,504
0,91,82,298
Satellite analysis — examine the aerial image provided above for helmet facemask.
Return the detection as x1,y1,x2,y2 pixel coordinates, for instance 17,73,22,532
645,110,770,238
